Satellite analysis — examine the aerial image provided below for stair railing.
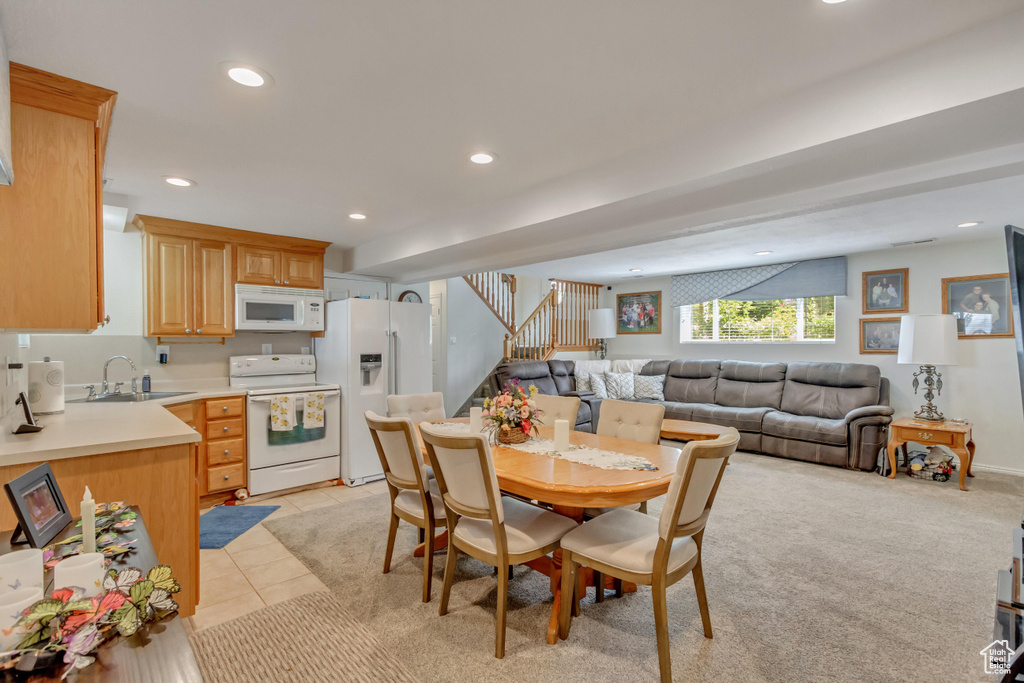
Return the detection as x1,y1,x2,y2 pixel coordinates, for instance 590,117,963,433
463,272,516,334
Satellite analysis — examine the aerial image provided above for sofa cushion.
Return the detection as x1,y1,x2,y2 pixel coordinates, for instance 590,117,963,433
780,362,881,420
633,374,666,401
762,434,848,468
640,360,672,376
715,360,787,410
610,359,650,374
547,360,576,395
657,401,697,421
690,404,772,433
762,411,848,446
663,360,721,404
497,361,558,395
604,372,635,400
576,400,592,425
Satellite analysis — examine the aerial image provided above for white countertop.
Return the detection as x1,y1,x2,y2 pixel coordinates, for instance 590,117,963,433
0,384,248,466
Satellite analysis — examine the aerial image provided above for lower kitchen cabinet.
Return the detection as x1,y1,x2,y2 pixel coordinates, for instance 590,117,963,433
165,397,248,497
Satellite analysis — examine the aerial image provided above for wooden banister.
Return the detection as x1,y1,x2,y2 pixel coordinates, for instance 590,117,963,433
463,272,517,334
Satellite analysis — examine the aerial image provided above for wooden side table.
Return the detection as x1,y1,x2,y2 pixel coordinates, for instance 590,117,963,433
887,417,975,491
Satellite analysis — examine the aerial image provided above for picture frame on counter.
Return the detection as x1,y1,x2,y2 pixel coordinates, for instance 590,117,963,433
4,463,72,548
941,272,1014,338
862,268,908,314
859,317,902,354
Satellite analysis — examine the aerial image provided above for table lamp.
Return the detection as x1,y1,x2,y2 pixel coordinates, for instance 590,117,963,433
588,309,617,360
897,314,959,422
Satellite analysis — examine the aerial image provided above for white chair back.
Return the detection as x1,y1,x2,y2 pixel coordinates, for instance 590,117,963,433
657,428,739,540
420,425,503,523
388,392,446,421
597,399,665,444
533,394,581,427
364,411,425,488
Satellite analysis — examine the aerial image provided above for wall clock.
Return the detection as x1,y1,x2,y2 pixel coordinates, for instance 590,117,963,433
397,290,422,304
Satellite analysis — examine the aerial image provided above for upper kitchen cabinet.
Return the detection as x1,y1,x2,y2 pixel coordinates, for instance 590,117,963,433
0,64,116,331
135,215,329,338
237,246,324,289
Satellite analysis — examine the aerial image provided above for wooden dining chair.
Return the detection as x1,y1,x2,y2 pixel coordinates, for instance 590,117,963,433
387,392,446,421
557,428,740,683
533,394,581,428
419,423,578,658
587,399,667,518
364,410,447,603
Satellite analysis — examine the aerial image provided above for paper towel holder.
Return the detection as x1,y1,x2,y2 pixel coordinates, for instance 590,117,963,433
13,393,43,434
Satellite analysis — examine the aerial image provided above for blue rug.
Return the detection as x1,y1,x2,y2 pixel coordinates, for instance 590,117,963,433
200,505,280,549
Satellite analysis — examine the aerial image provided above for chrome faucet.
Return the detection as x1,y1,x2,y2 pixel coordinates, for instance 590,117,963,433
102,356,137,395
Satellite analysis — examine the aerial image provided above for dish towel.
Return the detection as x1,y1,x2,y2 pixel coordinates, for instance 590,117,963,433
270,395,296,431
303,393,326,429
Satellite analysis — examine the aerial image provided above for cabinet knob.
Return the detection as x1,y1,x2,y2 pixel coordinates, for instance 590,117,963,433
191,425,197,431
185,329,191,335
275,279,280,284
223,426,229,432
222,406,229,412
223,475,230,481
284,280,289,284
223,449,230,455
197,329,203,334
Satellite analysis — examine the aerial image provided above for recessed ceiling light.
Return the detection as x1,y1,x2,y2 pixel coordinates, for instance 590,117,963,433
822,0,847,4
163,176,195,187
957,221,982,228
349,213,367,220
219,62,275,89
754,250,773,256
470,152,496,164
629,268,642,272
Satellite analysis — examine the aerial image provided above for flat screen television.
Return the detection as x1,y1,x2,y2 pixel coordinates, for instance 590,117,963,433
1005,225,1024,416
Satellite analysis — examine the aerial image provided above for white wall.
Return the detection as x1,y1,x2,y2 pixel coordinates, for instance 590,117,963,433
442,277,506,416
604,233,1024,474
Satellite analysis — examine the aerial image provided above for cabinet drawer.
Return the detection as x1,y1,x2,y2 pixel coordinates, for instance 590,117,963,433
896,426,955,447
205,417,244,440
207,437,245,466
165,402,194,425
208,463,246,493
206,397,244,420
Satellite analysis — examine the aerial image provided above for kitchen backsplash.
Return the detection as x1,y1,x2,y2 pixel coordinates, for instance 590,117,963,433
24,333,315,386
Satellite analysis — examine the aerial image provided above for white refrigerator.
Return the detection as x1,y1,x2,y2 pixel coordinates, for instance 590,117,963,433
315,298,432,485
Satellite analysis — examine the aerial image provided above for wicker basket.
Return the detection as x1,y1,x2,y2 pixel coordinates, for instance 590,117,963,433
498,428,530,445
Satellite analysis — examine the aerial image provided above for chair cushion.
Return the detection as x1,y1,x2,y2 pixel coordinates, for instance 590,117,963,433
689,404,771,433
454,497,577,556
761,411,848,446
583,503,641,517
393,480,446,520
560,509,697,576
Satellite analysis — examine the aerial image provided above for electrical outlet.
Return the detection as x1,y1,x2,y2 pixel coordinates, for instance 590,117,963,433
155,345,170,362
262,344,272,355
301,347,310,355
17,335,29,349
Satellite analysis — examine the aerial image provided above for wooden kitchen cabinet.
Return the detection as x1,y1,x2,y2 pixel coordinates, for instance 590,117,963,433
0,64,116,331
284,251,323,288
166,397,248,497
143,233,233,337
237,245,324,289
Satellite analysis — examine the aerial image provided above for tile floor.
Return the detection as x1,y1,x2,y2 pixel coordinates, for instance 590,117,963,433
184,481,387,635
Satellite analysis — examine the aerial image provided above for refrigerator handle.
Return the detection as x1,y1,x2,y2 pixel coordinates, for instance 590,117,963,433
392,330,399,395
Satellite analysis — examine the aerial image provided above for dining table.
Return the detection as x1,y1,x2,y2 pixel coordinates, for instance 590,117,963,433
415,419,684,645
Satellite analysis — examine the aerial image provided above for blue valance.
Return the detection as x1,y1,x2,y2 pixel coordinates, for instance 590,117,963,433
669,257,847,306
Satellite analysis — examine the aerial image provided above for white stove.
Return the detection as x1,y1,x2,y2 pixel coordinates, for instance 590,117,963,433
229,355,341,496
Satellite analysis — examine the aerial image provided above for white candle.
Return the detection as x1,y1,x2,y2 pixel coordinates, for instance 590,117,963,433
0,549,43,594
54,553,105,597
554,419,570,452
469,407,483,433
81,486,96,554
0,587,43,650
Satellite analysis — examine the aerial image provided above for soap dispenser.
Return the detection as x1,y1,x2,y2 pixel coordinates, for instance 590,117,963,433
141,370,151,393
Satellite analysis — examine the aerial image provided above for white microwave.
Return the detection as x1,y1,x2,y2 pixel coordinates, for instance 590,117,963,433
235,284,325,332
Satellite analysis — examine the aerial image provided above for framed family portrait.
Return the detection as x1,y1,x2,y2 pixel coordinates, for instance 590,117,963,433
862,268,908,314
942,273,1014,338
616,291,661,334
859,317,902,354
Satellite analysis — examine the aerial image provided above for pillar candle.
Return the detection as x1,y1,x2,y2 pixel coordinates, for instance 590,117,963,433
554,419,570,452
469,407,483,433
80,487,96,554
54,553,105,597
0,587,43,651
0,549,43,594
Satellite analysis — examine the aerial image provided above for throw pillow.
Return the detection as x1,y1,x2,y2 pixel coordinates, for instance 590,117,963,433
604,371,635,400
634,374,666,401
575,372,592,393
589,373,608,399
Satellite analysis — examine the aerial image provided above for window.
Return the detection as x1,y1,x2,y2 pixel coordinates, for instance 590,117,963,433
679,296,835,343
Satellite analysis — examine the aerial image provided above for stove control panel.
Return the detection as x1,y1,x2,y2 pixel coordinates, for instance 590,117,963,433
229,354,317,376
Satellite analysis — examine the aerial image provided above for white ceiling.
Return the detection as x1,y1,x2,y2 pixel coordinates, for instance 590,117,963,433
1,1,1024,281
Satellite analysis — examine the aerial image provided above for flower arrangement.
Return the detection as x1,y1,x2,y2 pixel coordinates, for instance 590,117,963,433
3,565,181,676
482,380,543,444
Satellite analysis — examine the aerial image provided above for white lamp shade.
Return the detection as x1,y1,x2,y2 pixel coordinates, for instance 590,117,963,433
897,315,959,366
588,308,617,339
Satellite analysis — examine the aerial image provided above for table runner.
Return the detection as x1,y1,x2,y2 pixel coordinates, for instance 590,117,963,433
423,422,658,471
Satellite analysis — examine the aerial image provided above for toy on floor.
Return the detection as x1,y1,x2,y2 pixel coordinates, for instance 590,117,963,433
908,446,955,482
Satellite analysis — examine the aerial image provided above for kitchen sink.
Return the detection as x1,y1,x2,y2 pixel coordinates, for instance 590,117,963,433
68,391,195,403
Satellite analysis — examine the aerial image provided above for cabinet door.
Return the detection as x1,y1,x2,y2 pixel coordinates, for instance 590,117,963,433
236,245,282,286
146,234,193,336
194,241,234,336
283,251,323,289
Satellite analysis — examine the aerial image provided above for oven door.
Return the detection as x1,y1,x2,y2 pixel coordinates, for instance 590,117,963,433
247,390,340,469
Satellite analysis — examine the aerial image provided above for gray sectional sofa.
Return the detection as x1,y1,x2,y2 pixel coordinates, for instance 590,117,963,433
494,359,893,471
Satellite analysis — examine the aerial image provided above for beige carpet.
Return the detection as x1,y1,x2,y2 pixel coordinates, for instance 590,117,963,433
264,453,1021,682
189,591,420,682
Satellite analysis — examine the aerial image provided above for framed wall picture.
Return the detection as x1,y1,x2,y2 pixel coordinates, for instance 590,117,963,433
859,317,902,354
4,463,72,548
862,268,909,314
942,273,1014,338
616,291,661,334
